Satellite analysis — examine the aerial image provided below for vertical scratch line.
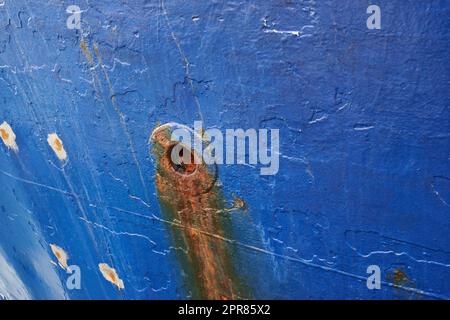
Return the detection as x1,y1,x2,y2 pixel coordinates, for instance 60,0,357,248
89,41,151,205
160,0,205,126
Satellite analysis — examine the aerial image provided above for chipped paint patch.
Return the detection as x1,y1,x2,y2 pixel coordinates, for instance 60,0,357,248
47,133,67,161
232,195,247,211
387,268,414,288
99,263,124,290
0,121,19,152
50,244,69,270
386,267,422,299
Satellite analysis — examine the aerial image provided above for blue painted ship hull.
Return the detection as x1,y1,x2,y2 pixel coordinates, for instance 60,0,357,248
0,0,449,299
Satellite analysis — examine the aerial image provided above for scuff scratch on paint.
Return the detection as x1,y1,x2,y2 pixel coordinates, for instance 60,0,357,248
50,244,69,270
151,123,249,300
0,121,19,152
353,124,375,131
262,22,314,38
47,133,67,161
79,38,94,65
99,263,125,290
81,40,151,205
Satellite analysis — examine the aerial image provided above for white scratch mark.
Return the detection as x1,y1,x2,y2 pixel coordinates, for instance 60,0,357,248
308,115,328,124
354,125,375,131
263,25,314,38
79,217,157,246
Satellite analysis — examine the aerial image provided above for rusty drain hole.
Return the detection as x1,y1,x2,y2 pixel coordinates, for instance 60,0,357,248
167,143,198,175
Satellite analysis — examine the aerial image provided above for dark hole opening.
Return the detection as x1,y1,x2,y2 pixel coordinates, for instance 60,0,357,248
167,144,197,175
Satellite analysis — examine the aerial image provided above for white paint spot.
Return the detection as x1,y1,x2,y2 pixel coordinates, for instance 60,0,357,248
47,133,67,161
0,121,19,152
99,263,124,290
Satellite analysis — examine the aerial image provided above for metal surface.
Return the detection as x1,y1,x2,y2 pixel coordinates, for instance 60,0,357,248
0,0,449,299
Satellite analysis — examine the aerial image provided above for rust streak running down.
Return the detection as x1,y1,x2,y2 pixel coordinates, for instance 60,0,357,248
151,123,247,300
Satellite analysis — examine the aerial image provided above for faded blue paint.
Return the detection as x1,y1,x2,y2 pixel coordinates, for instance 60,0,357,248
0,0,449,299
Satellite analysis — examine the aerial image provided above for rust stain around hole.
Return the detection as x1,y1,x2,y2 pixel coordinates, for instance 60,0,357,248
150,123,250,300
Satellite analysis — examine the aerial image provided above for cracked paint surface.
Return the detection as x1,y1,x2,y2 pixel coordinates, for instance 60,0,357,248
0,0,449,300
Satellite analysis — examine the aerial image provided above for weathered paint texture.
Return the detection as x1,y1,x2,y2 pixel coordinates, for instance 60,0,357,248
0,0,449,300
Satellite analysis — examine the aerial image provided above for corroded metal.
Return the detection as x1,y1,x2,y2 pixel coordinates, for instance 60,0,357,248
151,123,247,300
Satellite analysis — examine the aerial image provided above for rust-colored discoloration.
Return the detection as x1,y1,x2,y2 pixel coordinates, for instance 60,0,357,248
387,268,415,288
0,128,9,140
80,38,94,65
54,138,63,151
387,267,421,299
232,195,247,211
151,123,248,300
389,269,409,286
99,263,124,290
